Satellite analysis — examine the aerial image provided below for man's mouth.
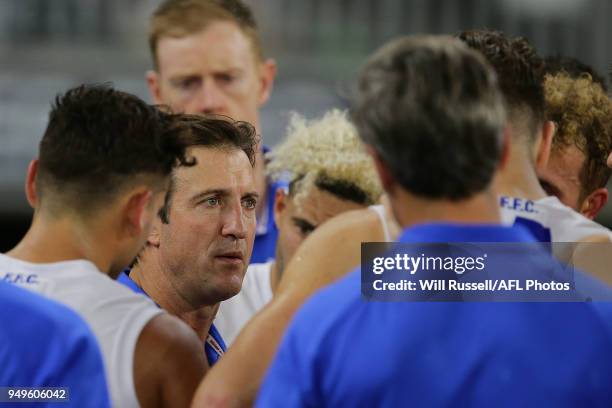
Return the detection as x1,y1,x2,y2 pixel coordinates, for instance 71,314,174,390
215,251,244,264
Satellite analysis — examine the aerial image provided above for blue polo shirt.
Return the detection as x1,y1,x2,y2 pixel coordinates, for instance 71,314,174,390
257,223,612,407
118,271,226,366
0,281,109,407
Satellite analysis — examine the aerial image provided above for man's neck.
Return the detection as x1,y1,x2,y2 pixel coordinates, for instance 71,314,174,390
495,147,547,201
7,214,113,275
391,188,502,229
130,255,218,342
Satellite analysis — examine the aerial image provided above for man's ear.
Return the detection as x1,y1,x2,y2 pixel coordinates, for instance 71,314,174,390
579,187,609,220
146,70,164,105
147,217,162,248
257,58,277,106
25,159,39,208
123,188,153,238
366,146,396,196
535,120,555,173
273,187,287,228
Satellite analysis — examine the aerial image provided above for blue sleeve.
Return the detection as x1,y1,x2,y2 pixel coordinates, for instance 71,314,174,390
256,322,318,408
0,283,110,408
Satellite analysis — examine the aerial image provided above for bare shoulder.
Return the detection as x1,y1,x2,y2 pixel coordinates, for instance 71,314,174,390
135,313,207,408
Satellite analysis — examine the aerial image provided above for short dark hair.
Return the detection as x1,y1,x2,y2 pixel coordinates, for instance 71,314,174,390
352,35,506,201
150,0,263,69
458,29,545,143
37,84,189,216
544,55,607,91
158,115,258,223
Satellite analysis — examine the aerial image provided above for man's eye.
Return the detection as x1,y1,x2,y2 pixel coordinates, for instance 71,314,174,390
205,197,220,207
175,78,199,89
217,73,235,84
243,198,257,209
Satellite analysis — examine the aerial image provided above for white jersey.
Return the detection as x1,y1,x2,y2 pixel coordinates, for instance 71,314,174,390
499,195,612,242
215,260,274,346
0,254,162,408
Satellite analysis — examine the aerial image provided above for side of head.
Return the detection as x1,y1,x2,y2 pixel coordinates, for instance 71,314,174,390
458,30,549,167
539,73,612,218
266,109,382,275
32,84,189,276
146,0,275,126
352,35,506,202
151,115,259,306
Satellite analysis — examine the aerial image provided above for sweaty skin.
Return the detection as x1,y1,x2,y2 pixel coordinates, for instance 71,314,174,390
192,204,400,407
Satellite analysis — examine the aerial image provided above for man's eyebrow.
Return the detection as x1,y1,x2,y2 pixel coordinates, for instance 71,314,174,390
190,190,261,202
242,191,260,200
291,217,316,231
169,74,200,82
190,189,228,203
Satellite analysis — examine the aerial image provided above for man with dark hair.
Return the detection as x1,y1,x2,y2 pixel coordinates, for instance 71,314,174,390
256,35,612,407
539,67,612,219
119,114,259,365
0,281,110,407
146,0,280,264
458,29,612,245
214,110,381,345
2,84,206,408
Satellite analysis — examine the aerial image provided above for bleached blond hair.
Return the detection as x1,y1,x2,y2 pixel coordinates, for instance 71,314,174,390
266,109,382,206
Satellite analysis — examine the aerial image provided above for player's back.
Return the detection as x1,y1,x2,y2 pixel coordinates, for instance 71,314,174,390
499,195,612,242
0,254,161,408
259,224,612,407
0,280,109,407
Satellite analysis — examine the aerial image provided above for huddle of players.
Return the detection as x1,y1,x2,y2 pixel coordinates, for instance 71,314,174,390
2,0,612,407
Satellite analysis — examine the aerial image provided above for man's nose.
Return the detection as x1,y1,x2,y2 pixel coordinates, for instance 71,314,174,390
195,79,226,115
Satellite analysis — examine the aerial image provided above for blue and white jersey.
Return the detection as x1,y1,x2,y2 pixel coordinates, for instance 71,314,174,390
118,271,227,366
250,180,284,264
499,195,612,243
0,255,161,408
257,223,612,407
0,280,110,407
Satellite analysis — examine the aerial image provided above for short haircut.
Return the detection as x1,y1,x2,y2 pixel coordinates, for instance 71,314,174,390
458,29,545,143
149,0,263,69
544,55,607,91
37,84,190,217
544,72,612,201
266,110,382,207
352,35,506,201
158,115,258,223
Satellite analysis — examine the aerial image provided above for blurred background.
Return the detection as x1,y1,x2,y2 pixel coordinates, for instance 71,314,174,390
1,0,612,250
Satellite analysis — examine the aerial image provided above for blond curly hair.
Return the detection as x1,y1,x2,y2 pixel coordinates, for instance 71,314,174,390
266,109,382,206
544,72,612,199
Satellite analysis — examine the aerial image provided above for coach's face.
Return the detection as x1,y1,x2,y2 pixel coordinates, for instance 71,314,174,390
158,146,257,305
147,21,275,133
